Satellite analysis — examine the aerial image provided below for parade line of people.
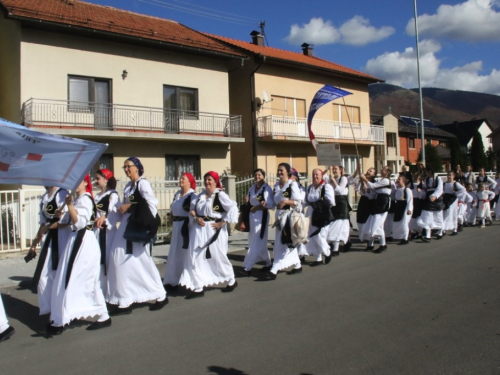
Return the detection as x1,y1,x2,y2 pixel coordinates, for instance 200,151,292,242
0,159,499,342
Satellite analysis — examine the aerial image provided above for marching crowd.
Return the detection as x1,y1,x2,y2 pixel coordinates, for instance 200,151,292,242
0,158,499,342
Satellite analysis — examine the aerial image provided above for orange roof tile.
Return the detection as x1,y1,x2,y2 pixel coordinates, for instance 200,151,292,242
0,0,244,57
206,34,381,82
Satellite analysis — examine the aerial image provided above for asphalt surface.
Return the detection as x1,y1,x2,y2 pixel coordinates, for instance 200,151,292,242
1,224,500,375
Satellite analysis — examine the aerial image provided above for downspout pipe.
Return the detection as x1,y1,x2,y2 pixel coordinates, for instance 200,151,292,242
250,54,266,171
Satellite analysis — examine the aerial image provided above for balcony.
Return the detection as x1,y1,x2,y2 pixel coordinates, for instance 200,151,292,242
257,115,384,144
22,98,243,141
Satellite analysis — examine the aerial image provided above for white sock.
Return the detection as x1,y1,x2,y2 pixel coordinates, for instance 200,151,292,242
228,279,235,286
333,241,339,251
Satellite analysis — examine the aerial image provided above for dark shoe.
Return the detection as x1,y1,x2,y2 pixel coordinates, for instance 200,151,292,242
287,267,302,275
457,224,463,232
46,324,64,336
410,232,418,240
260,266,271,272
398,240,409,245
450,231,458,236
185,290,204,300
436,235,443,240
245,270,252,277
365,246,374,251
149,298,169,311
164,284,178,292
373,245,387,253
386,237,393,242
421,237,431,243
299,257,307,264
309,261,323,267
324,254,332,264
267,272,277,280
342,241,352,252
222,281,238,293
0,326,15,342
332,251,340,256
109,306,132,316
86,318,112,331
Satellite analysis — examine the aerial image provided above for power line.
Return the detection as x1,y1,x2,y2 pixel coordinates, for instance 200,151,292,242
139,0,259,26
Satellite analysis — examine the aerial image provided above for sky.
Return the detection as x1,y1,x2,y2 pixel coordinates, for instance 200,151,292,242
86,0,500,95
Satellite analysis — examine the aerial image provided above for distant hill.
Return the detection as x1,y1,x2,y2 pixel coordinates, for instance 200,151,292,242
369,83,500,129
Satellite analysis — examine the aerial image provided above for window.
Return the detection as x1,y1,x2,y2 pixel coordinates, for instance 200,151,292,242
332,104,360,124
271,96,306,118
165,155,200,181
164,85,198,133
386,132,397,148
68,76,111,111
341,155,359,175
276,154,307,175
409,138,415,149
91,154,114,177
439,140,447,148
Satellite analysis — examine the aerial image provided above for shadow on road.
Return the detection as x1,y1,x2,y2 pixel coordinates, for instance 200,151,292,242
2,292,47,335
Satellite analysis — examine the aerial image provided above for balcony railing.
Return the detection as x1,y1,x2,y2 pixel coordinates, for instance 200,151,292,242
22,98,242,138
257,115,384,143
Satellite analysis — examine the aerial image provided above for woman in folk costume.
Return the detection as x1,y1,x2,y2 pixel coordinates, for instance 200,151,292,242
107,157,167,315
494,172,500,220
465,183,478,226
93,169,120,294
0,295,15,343
303,168,335,266
327,165,351,255
391,175,413,245
456,184,473,230
383,179,397,241
474,168,497,191
356,167,377,243
179,171,238,298
46,176,110,335
409,176,426,240
358,166,392,253
442,171,466,236
163,173,198,289
475,183,495,228
417,167,445,242
29,186,68,314
267,163,303,279
290,168,308,262
242,168,275,275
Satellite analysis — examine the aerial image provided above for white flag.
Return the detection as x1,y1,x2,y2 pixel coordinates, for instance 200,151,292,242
0,117,107,190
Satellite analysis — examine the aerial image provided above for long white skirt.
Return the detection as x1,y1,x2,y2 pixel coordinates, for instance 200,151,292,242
327,219,350,243
384,213,394,237
304,223,331,261
477,201,491,219
495,199,500,219
107,214,166,307
179,223,234,290
417,210,443,233
163,220,189,286
465,204,477,224
0,295,8,332
94,226,118,296
442,202,459,231
392,214,411,240
363,212,388,240
243,210,271,271
50,228,107,327
37,233,58,315
457,203,467,224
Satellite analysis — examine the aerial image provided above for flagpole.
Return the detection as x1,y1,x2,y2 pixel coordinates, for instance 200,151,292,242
413,0,425,164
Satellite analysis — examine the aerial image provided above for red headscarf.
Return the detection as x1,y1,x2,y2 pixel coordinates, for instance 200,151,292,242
204,171,222,189
84,174,93,198
99,168,114,180
182,172,197,190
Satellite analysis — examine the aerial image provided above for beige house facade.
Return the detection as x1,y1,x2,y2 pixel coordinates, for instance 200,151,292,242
0,0,245,187
372,114,405,173
209,35,384,177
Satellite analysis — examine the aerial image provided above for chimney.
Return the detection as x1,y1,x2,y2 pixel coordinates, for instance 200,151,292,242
250,31,264,47
301,43,313,56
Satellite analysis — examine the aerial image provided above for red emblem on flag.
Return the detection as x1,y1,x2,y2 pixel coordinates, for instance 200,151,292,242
0,161,10,172
27,153,43,161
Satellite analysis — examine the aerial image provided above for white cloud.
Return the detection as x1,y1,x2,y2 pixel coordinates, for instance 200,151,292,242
285,16,394,46
363,40,500,95
406,0,500,42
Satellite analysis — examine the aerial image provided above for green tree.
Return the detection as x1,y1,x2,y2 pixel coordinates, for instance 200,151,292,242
469,128,488,170
418,143,443,172
449,137,465,171
486,147,497,172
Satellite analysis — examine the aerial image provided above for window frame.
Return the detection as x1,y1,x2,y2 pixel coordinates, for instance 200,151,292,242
165,154,201,181
68,75,112,112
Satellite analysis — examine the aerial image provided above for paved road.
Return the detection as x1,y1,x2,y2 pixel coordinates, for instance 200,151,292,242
1,225,500,375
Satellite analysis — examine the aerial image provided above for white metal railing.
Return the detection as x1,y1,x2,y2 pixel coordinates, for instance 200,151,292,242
22,98,242,138
257,115,385,143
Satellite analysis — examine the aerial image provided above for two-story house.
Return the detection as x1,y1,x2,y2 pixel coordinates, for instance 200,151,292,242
0,0,246,184
207,33,384,177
